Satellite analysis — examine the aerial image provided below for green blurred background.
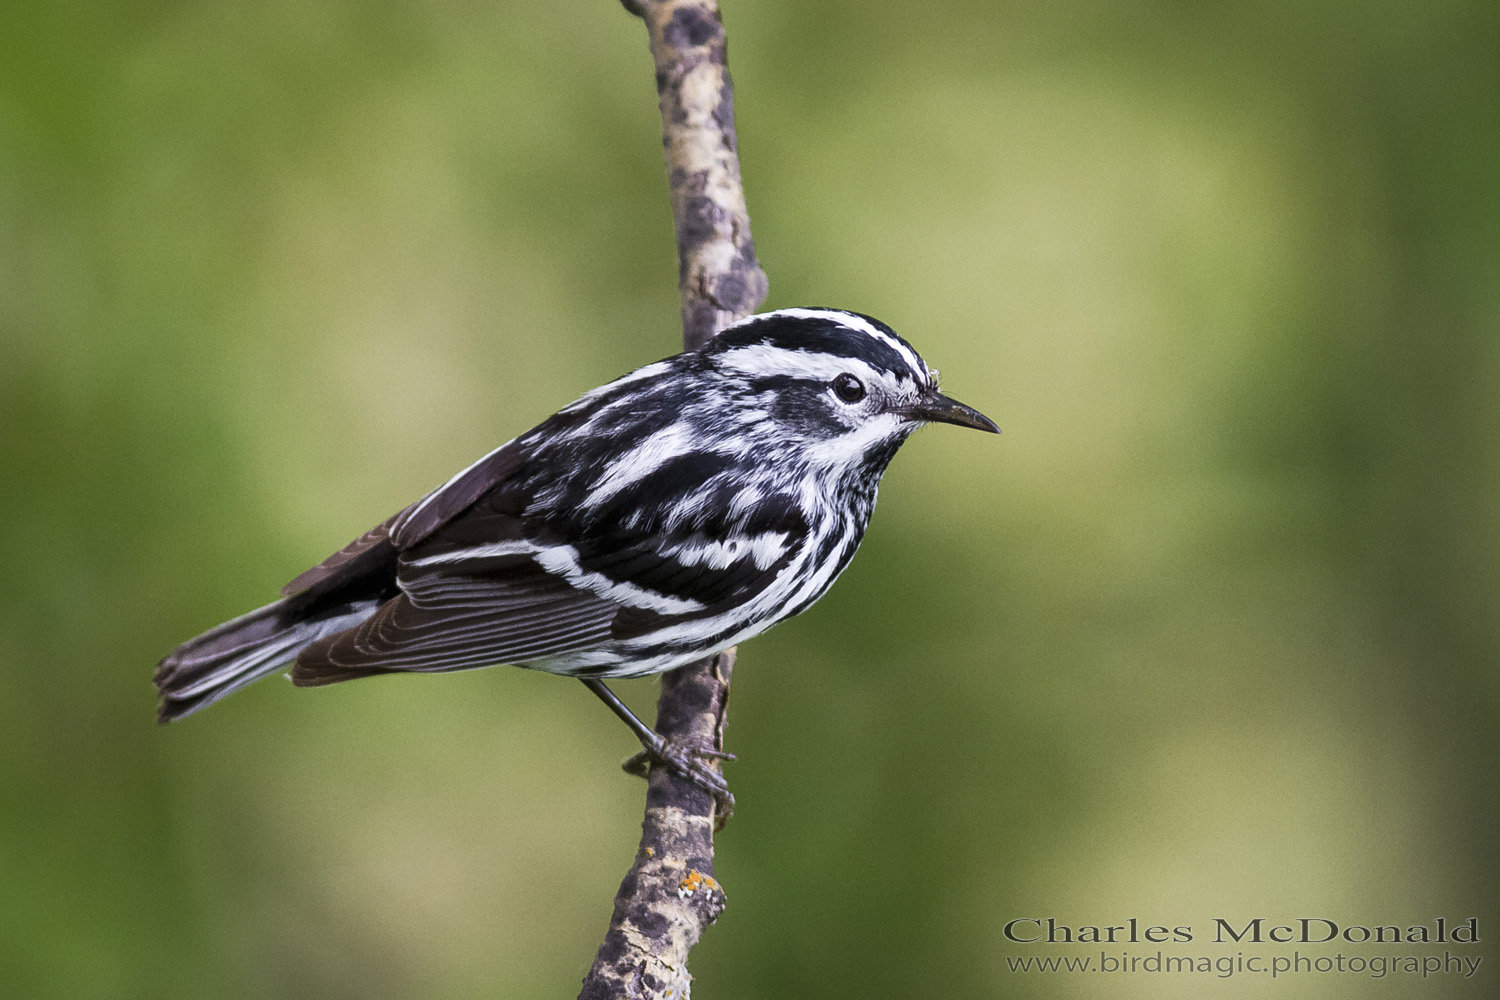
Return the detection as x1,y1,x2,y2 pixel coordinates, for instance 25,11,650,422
2,1,1496,997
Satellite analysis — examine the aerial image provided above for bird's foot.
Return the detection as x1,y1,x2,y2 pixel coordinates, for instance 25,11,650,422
623,738,736,822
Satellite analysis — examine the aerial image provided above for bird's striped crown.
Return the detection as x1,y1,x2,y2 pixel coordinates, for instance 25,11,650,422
706,308,934,386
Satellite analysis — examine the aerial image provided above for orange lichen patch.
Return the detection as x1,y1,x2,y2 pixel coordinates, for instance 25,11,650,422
678,869,720,898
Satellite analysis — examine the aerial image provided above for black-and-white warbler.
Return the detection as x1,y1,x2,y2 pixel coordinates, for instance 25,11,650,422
156,308,997,797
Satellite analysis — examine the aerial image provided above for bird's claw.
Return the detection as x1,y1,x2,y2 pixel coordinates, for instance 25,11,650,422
623,739,735,821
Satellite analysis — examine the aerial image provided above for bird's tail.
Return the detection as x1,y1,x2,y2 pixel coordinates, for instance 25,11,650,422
155,598,377,723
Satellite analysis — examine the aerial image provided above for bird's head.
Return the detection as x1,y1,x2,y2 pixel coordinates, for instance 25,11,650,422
701,308,997,475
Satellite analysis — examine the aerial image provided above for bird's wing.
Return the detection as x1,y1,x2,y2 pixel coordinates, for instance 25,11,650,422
293,487,809,681
292,551,621,683
388,440,525,549
277,439,526,600
294,483,620,681
279,512,406,599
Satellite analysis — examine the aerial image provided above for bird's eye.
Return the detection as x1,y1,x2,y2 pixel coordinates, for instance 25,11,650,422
831,373,866,404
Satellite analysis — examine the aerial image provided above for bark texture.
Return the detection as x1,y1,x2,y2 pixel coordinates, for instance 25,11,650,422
579,2,766,997
579,654,735,1000
636,0,768,351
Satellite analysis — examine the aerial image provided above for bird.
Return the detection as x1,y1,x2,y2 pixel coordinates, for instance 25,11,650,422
155,308,998,802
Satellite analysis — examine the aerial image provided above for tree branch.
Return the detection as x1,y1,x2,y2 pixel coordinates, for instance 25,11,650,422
632,0,768,351
579,2,766,996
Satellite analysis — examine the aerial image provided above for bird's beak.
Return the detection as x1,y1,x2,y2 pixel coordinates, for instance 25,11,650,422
902,391,1000,433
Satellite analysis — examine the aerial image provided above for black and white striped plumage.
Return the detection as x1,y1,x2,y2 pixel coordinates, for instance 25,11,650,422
155,308,997,723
